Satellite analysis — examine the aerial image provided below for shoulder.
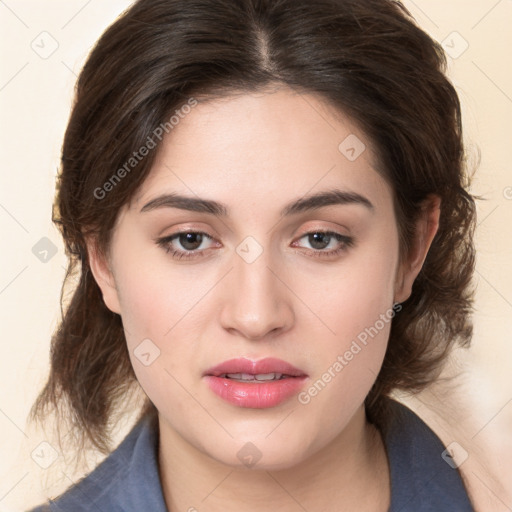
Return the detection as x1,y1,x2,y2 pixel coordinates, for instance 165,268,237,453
384,398,475,512
26,412,168,512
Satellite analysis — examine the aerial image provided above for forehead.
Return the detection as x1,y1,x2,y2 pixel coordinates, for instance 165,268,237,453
130,87,391,213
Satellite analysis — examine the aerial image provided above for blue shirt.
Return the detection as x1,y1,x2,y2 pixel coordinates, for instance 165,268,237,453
28,399,474,511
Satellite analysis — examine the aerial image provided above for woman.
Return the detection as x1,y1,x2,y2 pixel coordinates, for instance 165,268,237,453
28,0,477,510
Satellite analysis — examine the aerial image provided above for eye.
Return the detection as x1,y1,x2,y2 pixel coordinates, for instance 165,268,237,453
292,230,354,258
155,229,354,261
155,231,217,260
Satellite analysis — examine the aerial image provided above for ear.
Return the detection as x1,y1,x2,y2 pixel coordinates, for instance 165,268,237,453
85,237,122,314
394,194,441,303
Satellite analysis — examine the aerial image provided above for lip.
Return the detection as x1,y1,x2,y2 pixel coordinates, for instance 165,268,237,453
203,357,308,409
203,357,307,378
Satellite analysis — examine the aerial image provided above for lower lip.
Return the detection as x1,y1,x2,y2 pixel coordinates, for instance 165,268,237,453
204,376,308,408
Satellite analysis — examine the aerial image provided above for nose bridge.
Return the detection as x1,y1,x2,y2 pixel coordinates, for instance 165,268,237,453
219,238,293,339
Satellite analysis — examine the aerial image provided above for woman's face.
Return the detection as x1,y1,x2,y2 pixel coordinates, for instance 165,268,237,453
89,86,424,469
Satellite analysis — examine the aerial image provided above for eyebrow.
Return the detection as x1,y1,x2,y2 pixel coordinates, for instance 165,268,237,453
140,188,374,217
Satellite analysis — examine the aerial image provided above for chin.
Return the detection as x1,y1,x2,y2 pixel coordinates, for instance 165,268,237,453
206,436,313,472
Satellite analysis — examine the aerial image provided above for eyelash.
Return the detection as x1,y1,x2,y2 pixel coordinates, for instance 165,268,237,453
155,230,354,261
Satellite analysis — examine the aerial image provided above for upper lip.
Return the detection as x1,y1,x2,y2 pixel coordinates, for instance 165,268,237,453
203,357,307,377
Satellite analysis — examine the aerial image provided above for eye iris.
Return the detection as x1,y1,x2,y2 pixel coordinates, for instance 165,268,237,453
309,232,331,250
180,233,203,251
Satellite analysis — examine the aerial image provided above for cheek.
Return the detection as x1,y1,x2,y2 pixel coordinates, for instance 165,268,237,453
306,272,394,383
298,239,398,349
112,243,208,343
115,263,200,419
110,244,223,404
293,235,398,425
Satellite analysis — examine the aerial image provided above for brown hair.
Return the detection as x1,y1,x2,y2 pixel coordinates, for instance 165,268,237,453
30,0,476,454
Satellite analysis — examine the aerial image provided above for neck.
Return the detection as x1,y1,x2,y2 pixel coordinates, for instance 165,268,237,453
157,406,390,512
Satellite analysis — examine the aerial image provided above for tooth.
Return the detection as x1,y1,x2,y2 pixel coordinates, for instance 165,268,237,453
255,374,273,381
224,372,287,381
225,373,259,380
226,373,244,380
255,373,281,381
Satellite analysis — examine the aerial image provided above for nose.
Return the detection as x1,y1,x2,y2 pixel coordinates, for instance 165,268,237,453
219,247,294,341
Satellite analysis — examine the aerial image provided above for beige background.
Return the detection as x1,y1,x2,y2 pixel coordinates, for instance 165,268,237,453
0,1,511,510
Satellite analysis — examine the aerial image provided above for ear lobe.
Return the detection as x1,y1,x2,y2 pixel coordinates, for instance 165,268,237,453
394,195,441,303
85,237,122,314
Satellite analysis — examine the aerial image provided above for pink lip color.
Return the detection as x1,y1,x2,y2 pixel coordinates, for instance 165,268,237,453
203,357,308,409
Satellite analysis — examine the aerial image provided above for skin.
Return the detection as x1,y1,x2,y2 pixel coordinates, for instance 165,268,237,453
87,85,440,512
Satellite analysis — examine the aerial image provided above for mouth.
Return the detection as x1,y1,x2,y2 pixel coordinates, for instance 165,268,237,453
203,357,308,408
